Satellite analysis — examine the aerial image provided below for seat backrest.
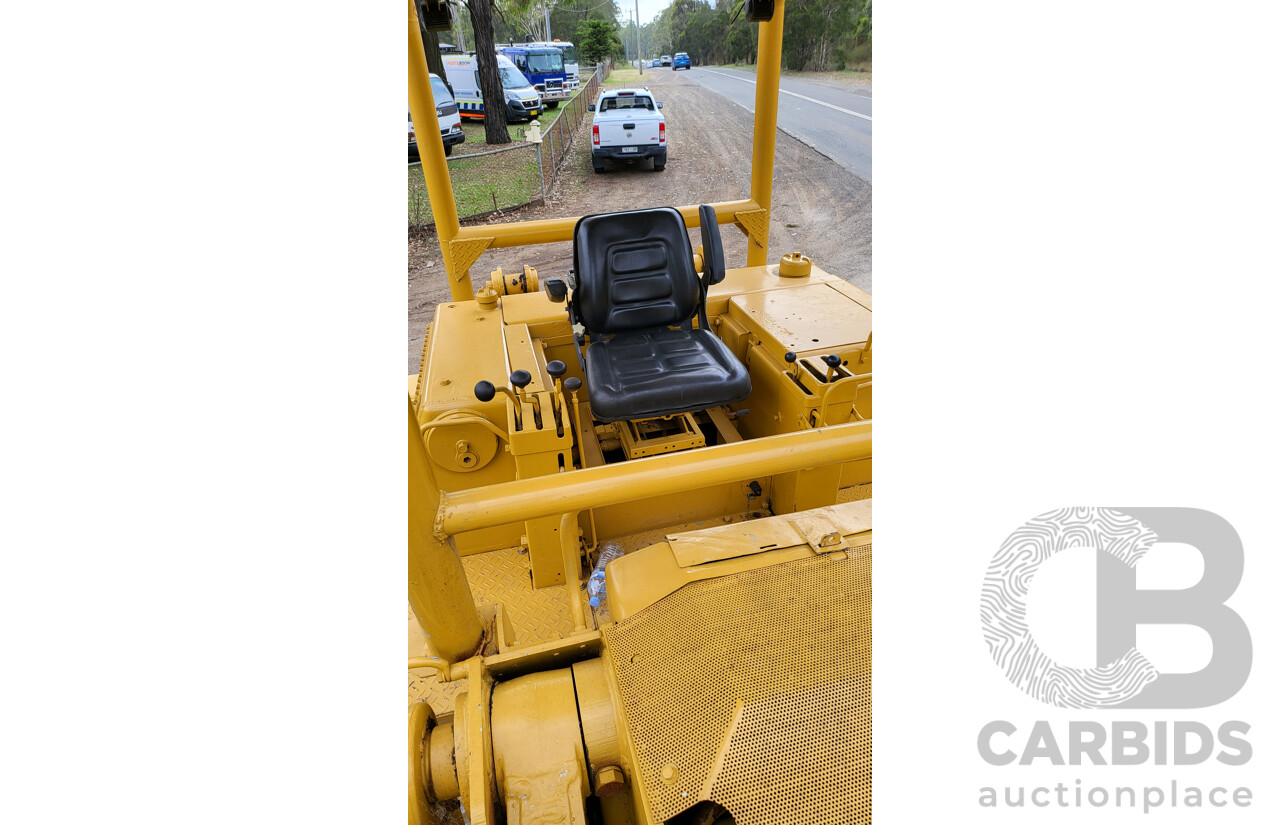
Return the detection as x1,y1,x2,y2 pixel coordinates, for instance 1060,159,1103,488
572,207,700,335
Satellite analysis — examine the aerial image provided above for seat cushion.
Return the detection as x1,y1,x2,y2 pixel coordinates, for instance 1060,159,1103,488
584,328,752,422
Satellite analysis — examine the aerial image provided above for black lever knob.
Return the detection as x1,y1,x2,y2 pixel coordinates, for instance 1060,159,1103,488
546,360,567,378
474,381,496,402
784,351,797,363
510,370,532,388
823,354,842,368
564,377,582,393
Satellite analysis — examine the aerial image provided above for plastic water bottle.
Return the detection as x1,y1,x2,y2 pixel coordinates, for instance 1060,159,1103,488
587,542,624,619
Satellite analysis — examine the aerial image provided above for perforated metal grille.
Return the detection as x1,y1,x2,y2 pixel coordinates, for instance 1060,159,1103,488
602,549,871,824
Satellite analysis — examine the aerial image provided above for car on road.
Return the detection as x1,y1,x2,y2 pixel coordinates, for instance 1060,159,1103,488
660,55,672,66
588,87,666,173
409,73,464,162
673,52,691,70
651,59,660,68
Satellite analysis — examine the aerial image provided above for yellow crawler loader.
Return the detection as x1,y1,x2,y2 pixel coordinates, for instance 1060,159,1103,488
408,2,871,823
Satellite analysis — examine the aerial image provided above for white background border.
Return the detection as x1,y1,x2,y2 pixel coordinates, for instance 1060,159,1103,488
3,1,1278,822
876,1,1279,820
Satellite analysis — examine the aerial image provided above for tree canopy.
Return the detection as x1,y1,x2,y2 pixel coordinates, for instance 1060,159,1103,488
645,0,872,71
576,18,623,66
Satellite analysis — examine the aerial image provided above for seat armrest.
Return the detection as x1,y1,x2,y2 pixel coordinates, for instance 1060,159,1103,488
698,204,726,286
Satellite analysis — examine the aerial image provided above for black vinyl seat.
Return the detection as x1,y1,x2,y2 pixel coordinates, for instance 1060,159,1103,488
570,205,751,422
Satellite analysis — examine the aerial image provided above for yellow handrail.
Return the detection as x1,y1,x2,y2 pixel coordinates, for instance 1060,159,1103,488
437,418,871,537
407,0,790,290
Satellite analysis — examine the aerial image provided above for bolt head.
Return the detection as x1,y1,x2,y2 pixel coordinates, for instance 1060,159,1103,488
594,765,626,797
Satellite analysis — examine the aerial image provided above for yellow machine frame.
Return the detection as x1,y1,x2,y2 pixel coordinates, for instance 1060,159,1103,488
408,1,871,822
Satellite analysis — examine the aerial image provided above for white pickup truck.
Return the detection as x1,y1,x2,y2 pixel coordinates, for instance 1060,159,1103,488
588,88,666,173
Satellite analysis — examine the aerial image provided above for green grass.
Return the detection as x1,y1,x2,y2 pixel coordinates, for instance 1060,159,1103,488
604,66,643,87
408,147,542,226
447,120,525,152
407,83,597,226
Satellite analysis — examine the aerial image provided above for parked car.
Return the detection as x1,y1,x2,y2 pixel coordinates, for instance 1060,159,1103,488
673,52,691,71
441,53,542,123
651,59,660,68
588,87,666,173
409,73,464,162
660,55,672,66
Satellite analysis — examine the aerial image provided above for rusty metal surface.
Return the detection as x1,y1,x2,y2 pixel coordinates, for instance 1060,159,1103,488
601,549,872,825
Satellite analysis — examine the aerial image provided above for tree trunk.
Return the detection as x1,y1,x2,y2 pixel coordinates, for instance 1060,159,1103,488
467,0,512,145
422,32,447,79
414,3,448,78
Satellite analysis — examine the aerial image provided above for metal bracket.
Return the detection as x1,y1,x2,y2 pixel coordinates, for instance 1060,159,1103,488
790,512,846,553
733,208,770,252
447,235,495,282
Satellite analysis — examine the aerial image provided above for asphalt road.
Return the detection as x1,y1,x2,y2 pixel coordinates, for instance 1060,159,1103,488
683,67,872,184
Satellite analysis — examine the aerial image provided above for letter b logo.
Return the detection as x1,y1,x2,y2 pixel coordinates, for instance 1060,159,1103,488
980,507,1251,708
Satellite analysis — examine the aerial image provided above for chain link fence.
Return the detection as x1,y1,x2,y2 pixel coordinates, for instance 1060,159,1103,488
531,63,606,201
408,62,612,227
408,140,540,226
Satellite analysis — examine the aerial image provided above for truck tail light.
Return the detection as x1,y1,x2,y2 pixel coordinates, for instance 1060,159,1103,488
659,122,666,143
593,125,599,146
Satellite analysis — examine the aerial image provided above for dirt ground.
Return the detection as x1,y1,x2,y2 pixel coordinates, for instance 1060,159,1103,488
408,68,872,372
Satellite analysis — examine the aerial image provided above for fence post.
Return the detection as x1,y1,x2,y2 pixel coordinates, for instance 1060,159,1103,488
535,142,545,204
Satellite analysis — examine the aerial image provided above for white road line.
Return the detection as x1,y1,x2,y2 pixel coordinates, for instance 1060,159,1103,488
697,68,872,122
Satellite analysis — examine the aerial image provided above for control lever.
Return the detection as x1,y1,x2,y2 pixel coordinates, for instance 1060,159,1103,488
509,369,541,430
822,354,842,382
546,360,567,432
475,371,533,431
509,369,532,402
784,351,800,380
564,376,586,466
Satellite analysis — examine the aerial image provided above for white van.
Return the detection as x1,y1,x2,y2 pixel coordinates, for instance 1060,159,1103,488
442,54,542,123
409,73,464,161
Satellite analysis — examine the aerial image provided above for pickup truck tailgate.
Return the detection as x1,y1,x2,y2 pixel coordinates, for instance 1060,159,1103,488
595,110,662,147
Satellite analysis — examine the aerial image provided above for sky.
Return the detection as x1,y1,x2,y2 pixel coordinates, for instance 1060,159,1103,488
615,0,669,28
